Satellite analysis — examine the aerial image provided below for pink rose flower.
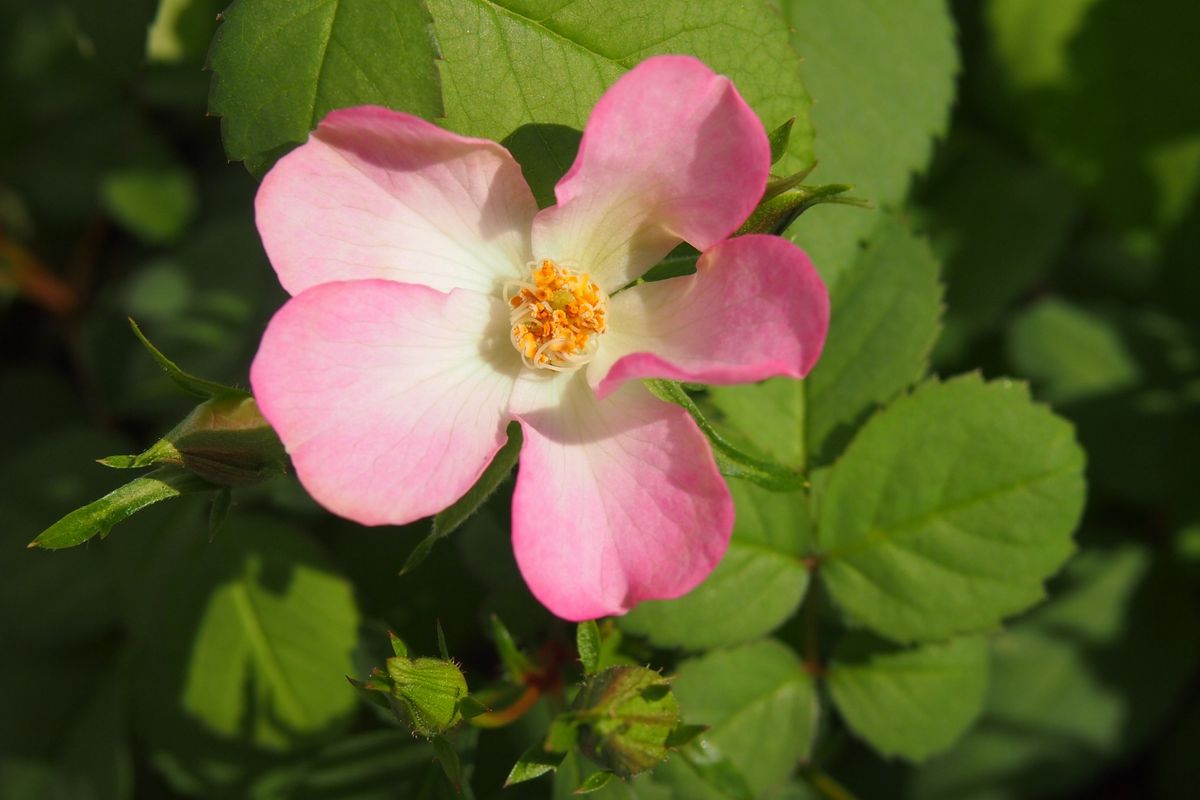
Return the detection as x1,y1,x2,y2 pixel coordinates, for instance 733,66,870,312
250,55,829,620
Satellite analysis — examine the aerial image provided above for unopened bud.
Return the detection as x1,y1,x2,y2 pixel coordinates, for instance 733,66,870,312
387,656,469,737
572,666,680,778
103,395,286,486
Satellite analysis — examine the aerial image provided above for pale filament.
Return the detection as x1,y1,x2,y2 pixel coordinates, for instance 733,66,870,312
505,260,609,372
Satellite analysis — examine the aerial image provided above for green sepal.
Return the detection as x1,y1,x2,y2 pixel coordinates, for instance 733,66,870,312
403,423,522,574
576,620,602,675
737,183,870,236
572,666,680,778
490,615,536,681
29,467,216,549
208,488,232,536
101,394,286,488
665,724,708,748
457,695,489,720
574,771,616,794
347,675,394,711
644,380,804,491
767,117,796,164
389,630,409,658
505,743,566,787
129,318,246,399
431,735,464,794
545,715,581,753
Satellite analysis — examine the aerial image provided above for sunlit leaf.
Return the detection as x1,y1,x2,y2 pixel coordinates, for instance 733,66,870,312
818,374,1085,643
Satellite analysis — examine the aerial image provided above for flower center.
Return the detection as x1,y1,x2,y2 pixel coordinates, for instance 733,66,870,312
505,259,608,371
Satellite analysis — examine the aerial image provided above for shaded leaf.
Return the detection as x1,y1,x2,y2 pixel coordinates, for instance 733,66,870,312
827,634,989,761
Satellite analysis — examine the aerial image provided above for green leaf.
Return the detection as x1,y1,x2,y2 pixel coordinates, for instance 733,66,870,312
707,215,942,473
99,166,198,244
986,0,1200,230
129,318,246,399
781,0,958,288
390,630,410,658
1006,298,1141,405
506,743,566,787
405,423,522,574
673,739,755,800
705,378,807,471
133,515,361,751
827,634,989,761
803,214,943,465
621,480,810,650
577,620,602,675
910,543,1200,800
29,467,214,549
576,771,616,795
427,0,815,205
645,380,804,491
207,0,443,173
670,640,818,796
818,374,1086,643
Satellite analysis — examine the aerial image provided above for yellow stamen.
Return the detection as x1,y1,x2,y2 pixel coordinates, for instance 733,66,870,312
505,259,608,371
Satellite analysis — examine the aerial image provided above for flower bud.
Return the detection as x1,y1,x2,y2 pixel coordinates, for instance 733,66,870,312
387,656,469,737
104,395,286,486
572,665,680,778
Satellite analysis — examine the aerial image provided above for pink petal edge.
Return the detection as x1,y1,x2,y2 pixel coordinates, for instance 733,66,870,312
589,235,830,399
531,55,772,292
509,375,733,620
256,105,537,297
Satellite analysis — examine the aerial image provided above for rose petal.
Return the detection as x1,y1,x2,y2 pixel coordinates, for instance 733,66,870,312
532,55,771,293
589,235,830,398
257,106,537,296
251,279,520,526
509,374,732,620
